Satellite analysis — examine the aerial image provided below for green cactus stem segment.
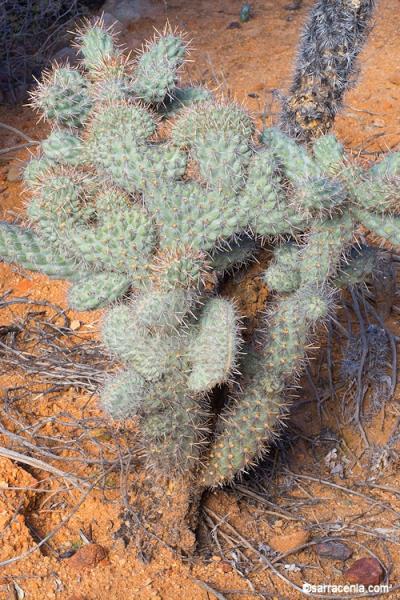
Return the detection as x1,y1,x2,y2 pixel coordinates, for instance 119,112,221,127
187,298,240,393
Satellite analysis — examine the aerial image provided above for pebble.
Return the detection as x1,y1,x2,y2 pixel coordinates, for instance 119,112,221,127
389,70,400,86
269,529,310,553
7,160,26,182
101,0,141,23
70,319,81,331
59,549,76,559
330,463,345,478
284,1,302,8
220,561,231,573
252,82,266,92
101,13,124,37
316,540,353,561
67,543,107,570
227,21,241,29
52,47,79,66
344,557,384,586
273,520,284,528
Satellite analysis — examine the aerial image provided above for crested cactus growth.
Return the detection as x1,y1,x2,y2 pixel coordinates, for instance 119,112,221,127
1,15,398,486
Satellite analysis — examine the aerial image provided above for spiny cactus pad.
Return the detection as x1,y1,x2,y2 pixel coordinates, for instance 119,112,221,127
1,19,399,485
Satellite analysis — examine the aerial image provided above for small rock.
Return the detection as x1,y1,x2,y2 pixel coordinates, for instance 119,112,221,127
284,563,301,572
59,549,76,559
316,540,353,561
345,557,384,586
331,463,345,478
67,543,107,570
252,82,266,92
101,0,141,23
227,22,241,29
52,47,79,66
7,160,26,182
389,70,400,86
101,13,124,37
70,319,81,331
102,0,164,22
211,555,222,562
284,0,303,9
221,561,231,573
269,529,310,553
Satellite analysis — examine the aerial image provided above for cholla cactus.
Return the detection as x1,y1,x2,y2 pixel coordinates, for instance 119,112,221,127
1,18,399,485
281,0,376,142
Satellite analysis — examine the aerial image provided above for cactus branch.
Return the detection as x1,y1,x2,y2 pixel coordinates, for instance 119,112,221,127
281,0,376,142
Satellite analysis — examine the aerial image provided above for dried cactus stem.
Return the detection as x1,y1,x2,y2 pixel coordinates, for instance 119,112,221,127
281,0,376,142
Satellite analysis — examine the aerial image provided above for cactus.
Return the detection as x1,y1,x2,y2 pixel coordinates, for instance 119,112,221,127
263,243,301,293
68,272,131,310
0,222,78,279
100,298,223,470
210,238,257,273
334,245,378,289
281,0,376,142
201,284,332,486
187,298,241,393
101,369,146,420
1,15,398,486
133,29,187,103
161,86,214,116
30,66,93,126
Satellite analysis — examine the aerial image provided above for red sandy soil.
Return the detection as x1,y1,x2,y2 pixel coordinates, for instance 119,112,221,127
1,1,400,598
